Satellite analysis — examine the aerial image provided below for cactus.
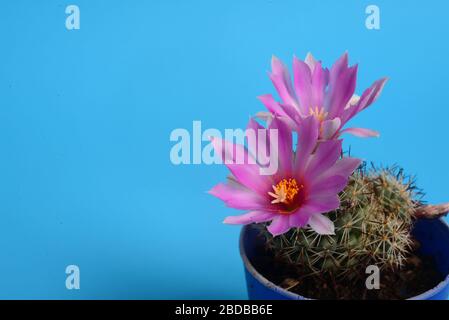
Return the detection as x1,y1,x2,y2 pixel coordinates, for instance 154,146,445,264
258,164,423,288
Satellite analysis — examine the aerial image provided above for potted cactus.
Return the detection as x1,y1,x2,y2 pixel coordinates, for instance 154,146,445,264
209,52,449,300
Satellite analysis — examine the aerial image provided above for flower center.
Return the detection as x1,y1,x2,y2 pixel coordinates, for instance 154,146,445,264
309,106,328,122
268,178,303,205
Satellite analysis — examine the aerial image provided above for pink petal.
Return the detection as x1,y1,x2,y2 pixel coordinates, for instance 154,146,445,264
305,139,342,180
308,214,335,235
269,117,292,173
308,175,348,196
304,194,341,213
258,94,287,117
256,110,298,134
246,118,267,160
224,210,275,225
255,111,273,122
293,56,313,112
305,52,318,71
209,183,266,210
211,136,253,164
326,52,348,99
340,127,380,138
279,103,303,124
327,64,358,119
226,163,272,196
271,56,295,94
266,112,301,132
210,137,271,195
321,118,341,140
325,52,348,114
270,56,298,109
278,114,300,131
341,77,388,124
345,95,360,109
267,215,291,236
319,157,361,180
289,206,314,228
329,52,349,83
311,61,326,108
294,116,319,173
358,77,388,112
247,117,265,132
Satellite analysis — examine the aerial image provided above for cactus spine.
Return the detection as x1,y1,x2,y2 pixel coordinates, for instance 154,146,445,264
260,165,421,284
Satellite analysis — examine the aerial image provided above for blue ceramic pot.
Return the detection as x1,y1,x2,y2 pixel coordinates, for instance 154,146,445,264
240,218,449,300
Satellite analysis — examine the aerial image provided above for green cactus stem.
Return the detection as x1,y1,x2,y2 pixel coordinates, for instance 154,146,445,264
259,164,424,286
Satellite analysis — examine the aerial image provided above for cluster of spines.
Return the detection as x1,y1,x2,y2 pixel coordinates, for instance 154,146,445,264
260,164,422,282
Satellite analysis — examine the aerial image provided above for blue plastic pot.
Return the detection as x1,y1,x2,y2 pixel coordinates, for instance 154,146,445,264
240,218,449,300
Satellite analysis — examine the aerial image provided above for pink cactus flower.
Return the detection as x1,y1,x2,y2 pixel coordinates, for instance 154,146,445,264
258,52,388,139
209,116,361,236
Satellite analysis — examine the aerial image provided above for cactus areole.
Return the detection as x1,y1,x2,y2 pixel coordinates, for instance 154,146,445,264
209,52,449,299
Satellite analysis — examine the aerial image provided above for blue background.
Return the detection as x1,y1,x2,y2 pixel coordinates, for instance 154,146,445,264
0,0,448,299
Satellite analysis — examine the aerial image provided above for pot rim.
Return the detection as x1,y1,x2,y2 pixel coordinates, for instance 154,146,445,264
239,218,449,300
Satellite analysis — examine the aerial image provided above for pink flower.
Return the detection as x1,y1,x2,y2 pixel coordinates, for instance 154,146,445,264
258,52,388,139
209,116,361,236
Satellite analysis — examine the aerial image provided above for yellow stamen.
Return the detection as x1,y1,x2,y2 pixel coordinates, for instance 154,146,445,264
309,106,328,122
268,178,303,205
